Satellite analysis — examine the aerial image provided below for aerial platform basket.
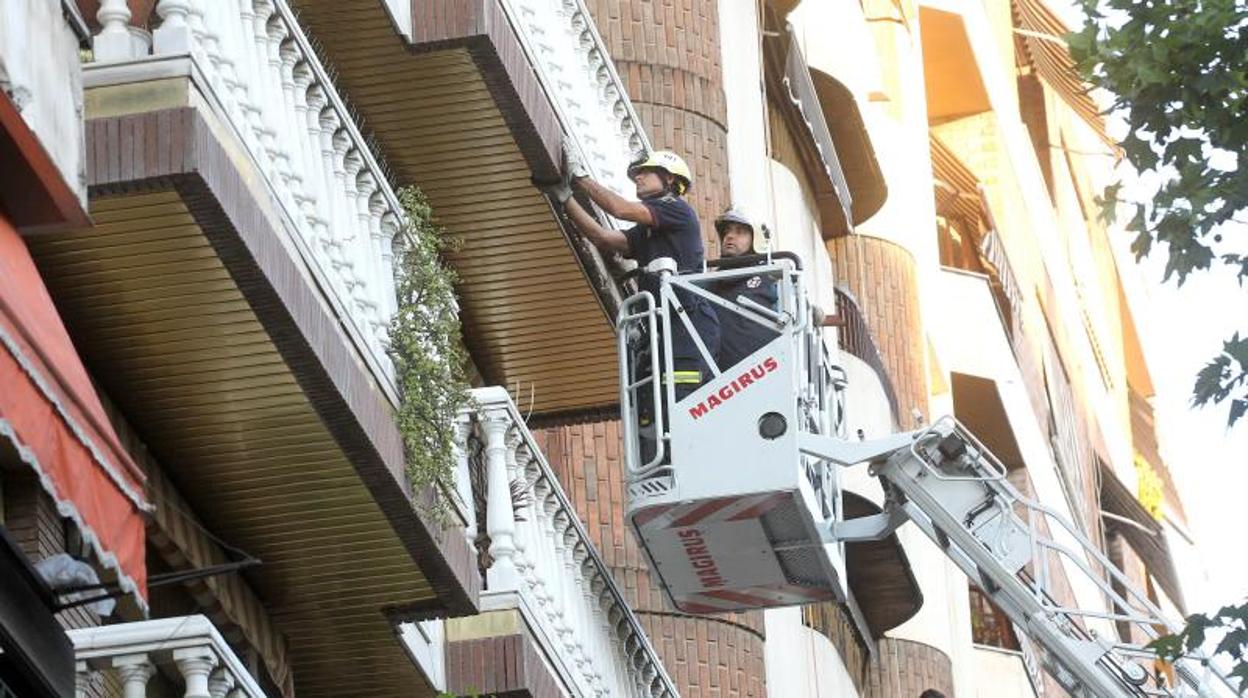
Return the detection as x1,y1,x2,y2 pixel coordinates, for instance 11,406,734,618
615,254,1236,696
618,254,851,615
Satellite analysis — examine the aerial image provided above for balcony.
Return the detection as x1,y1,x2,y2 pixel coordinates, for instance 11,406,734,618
71,615,264,697
27,1,482,694
288,0,651,418
446,388,676,697
834,287,900,423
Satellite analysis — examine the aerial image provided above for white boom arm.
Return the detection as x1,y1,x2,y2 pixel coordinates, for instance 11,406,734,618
803,418,1236,698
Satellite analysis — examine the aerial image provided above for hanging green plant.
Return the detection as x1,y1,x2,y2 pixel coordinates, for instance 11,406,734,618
389,186,474,523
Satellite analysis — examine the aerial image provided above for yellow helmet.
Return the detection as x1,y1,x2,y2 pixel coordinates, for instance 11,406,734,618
627,150,693,195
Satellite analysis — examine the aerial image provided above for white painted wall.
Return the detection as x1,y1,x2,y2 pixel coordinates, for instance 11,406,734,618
718,0,772,225
764,606,861,697
381,0,414,40
970,645,1036,698
788,0,884,101
1,0,87,210
928,268,1117,636
768,159,838,320
399,620,446,692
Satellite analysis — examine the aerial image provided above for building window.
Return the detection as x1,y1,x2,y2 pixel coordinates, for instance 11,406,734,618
969,587,1020,650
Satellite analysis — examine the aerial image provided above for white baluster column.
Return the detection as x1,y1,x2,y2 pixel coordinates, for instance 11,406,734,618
113,654,156,698
452,416,476,548
94,0,140,61
379,211,401,321
503,428,525,582
353,169,381,319
483,410,519,589
75,661,95,698
208,667,236,698
154,0,195,54
367,191,391,339
173,647,219,698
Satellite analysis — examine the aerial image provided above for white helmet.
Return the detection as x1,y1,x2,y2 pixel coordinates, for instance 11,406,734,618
715,207,764,254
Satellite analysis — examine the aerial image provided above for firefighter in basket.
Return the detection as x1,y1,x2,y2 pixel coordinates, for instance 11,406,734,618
540,145,721,421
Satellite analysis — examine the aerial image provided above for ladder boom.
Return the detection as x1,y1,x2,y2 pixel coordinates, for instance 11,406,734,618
804,418,1235,698
615,258,1234,697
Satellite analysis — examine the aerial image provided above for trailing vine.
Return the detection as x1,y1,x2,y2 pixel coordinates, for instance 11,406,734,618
389,186,474,523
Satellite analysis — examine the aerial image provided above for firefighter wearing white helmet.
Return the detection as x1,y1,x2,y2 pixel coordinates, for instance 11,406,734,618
711,207,780,369
540,143,719,406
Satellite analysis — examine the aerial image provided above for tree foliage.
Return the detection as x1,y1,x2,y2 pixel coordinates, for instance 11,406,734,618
1149,601,1248,693
1070,3,1247,686
1069,0,1248,428
389,186,473,522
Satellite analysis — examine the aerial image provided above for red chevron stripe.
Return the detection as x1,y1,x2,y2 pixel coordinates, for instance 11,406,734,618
700,588,774,607
632,503,675,528
668,497,740,528
725,492,790,522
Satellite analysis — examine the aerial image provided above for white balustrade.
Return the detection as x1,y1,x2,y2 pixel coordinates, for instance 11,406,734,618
498,0,651,205
464,387,676,698
86,0,402,394
70,615,264,698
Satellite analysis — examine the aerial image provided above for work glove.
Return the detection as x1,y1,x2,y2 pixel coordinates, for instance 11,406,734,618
546,180,574,204
563,137,590,180
531,175,573,204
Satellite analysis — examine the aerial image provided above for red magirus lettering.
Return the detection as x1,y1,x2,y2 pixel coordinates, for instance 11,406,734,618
688,356,779,420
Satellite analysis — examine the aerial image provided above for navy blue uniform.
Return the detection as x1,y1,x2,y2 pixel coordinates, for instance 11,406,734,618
712,266,779,369
624,194,720,391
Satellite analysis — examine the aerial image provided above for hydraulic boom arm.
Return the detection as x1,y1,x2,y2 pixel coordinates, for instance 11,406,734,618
803,418,1236,698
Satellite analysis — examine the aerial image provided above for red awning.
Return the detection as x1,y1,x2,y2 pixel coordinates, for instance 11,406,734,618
0,213,148,607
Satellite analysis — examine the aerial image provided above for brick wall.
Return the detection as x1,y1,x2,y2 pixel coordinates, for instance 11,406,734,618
2,470,121,697
583,0,731,256
864,638,954,698
827,234,930,423
552,3,768,695
534,422,766,696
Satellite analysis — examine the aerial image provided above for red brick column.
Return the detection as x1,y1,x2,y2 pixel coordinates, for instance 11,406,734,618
828,234,930,422
546,3,766,696
582,0,731,255
534,422,766,697
865,638,955,698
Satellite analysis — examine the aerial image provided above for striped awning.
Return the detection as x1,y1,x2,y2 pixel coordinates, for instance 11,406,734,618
929,134,983,228
0,214,149,609
1013,0,1118,150
1100,464,1185,613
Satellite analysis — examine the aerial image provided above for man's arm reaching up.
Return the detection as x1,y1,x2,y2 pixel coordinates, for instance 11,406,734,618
563,193,631,255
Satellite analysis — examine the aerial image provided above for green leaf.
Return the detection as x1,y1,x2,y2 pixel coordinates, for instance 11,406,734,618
389,186,476,524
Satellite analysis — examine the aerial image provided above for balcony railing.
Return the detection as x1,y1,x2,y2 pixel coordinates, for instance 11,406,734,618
501,0,651,206
87,0,404,395
833,287,900,422
455,387,676,698
70,615,264,698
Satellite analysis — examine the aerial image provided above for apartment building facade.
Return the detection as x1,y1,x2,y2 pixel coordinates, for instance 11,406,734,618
0,0,1193,696
536,0,1194,695
2,0,673,696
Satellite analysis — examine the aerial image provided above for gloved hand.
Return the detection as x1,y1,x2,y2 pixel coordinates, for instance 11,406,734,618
531,175,573,204
544,180,574,204
563,137,590,180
